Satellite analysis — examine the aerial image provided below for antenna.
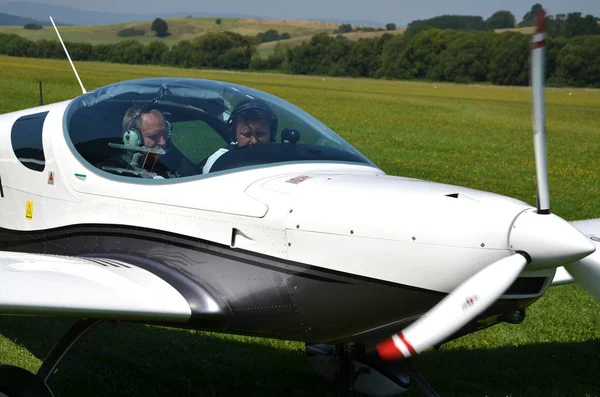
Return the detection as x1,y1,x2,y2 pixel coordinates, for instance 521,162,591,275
49,16,86,94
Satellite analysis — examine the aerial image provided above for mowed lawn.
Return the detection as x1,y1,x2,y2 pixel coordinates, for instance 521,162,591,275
0,55,599,397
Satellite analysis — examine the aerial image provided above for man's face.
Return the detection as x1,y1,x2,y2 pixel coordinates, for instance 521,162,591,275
235,120,270,146
140,112,168,149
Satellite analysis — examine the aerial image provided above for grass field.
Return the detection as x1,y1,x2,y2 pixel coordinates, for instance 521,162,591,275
0,55,599,396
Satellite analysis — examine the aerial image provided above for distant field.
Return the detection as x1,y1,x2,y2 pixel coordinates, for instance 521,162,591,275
0,16,339,45
0,16,397,58
495,26,535,34
257,28,406,57
0,56,599,397
0,16,403,58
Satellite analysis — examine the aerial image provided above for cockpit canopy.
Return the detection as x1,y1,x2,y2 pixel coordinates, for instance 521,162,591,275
65,78,374,180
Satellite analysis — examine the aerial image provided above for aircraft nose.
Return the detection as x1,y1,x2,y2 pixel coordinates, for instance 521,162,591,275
509,209,596,269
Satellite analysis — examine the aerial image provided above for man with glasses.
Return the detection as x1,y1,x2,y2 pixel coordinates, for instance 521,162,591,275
202,99,277,174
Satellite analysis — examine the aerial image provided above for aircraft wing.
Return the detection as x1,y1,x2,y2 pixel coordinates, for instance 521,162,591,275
0,252,192,322
552,218,600,286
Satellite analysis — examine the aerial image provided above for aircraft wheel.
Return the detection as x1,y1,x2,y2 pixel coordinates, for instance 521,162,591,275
0,365,54,397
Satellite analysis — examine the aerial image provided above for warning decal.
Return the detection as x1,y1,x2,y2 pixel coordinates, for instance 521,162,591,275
25,201,33,220
285,175,311,184
48,171,54,185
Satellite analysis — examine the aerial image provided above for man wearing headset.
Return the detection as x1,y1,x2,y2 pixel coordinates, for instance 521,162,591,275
202,99,277,174
118,107,174,178
122,107,169,152
99,106,176,179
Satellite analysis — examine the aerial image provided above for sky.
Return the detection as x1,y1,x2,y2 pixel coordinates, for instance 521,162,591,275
1,0,599,25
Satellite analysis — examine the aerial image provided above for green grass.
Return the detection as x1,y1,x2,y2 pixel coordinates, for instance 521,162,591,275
0,55,599,396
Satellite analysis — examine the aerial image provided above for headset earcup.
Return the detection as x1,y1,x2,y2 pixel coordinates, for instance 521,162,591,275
123,128,143,146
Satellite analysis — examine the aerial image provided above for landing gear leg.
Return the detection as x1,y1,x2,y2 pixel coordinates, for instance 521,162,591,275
0,319,101,397
37,318,102,383
307,343,441,397
307,343,411,396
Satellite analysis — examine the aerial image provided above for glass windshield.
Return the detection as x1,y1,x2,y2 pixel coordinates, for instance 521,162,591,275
65,78,374,180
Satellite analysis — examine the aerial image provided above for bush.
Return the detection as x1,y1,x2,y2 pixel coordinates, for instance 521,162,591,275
216,18,222,25
336,24,353,33
385,23,396,31
117,28,145,37
24,23,43,30
256,29,290,43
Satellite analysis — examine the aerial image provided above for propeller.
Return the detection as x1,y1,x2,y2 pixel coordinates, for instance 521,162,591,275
531,8,550,214
377,254,528,360
377,209,593,360
376,9,598,361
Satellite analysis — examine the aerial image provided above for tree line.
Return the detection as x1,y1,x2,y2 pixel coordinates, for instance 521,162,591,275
406,5,600,37
0,21,598,87
0,31,258,69
275,30,599,87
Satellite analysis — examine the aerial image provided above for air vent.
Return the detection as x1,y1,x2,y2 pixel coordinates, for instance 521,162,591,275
444,192,481,203
87,258,131,269
504,277,547,295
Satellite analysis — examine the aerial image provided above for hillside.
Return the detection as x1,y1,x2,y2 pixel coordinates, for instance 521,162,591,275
0,16,340,45
0,15,403,57
0,12,50,26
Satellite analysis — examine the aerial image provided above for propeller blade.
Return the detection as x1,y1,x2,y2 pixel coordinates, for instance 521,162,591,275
531,8,550,214
376,254,528,361
565,235,600,300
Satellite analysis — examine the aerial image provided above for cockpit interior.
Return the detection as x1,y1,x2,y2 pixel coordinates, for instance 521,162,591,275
65,78,373,181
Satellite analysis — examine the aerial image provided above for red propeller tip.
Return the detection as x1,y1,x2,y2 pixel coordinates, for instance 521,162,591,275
376,337,405,361
535,9,546,34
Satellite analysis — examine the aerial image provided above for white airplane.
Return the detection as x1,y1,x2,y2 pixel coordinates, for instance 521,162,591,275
0,10,598,397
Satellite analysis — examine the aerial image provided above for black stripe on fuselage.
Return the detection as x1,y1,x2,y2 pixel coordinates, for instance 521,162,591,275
0,224,540,344
0,223,444,291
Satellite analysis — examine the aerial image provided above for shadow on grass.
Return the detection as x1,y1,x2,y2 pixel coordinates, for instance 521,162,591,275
0,317,344,397
411,340,600,397
0,316,599,397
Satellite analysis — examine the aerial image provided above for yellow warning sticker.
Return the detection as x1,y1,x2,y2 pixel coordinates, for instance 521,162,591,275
25,201,33,220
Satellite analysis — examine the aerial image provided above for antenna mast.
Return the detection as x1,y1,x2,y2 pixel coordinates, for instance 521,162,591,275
49,16,86,94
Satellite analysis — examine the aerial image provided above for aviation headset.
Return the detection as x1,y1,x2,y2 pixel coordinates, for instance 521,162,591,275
227,99,278,145
123,107,172,147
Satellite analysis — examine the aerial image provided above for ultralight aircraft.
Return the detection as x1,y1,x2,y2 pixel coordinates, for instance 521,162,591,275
0,10,598,397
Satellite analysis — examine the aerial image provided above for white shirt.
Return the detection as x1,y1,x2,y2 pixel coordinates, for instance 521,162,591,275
202,148,229,174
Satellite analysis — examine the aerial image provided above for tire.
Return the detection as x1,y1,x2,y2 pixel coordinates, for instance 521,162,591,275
0,365,54,397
